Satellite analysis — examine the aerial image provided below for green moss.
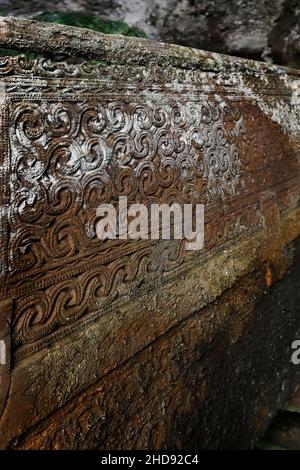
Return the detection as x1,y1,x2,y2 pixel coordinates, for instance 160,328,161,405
0,7,11,16
33,11,147,38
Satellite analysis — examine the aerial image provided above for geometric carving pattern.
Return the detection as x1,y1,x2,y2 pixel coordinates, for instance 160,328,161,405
0,56,299,359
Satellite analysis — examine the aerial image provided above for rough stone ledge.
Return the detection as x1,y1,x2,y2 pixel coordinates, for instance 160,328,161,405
0,15,300,76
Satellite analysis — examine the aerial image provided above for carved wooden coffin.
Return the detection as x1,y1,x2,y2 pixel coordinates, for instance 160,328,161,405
0,17,300,449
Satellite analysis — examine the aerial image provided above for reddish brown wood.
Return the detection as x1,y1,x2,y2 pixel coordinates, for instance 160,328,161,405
0,18,299,449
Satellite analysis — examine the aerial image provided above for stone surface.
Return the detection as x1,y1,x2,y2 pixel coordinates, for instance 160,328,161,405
0,1,299,68
285,385,300,412
9,240,300,449
0,19,299,449
259,411,300,450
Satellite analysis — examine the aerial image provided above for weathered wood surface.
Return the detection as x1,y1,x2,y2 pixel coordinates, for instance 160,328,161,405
0,17,300,449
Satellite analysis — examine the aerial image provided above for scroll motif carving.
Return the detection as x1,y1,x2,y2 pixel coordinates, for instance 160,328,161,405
9,99,243,278
0,57,298,359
